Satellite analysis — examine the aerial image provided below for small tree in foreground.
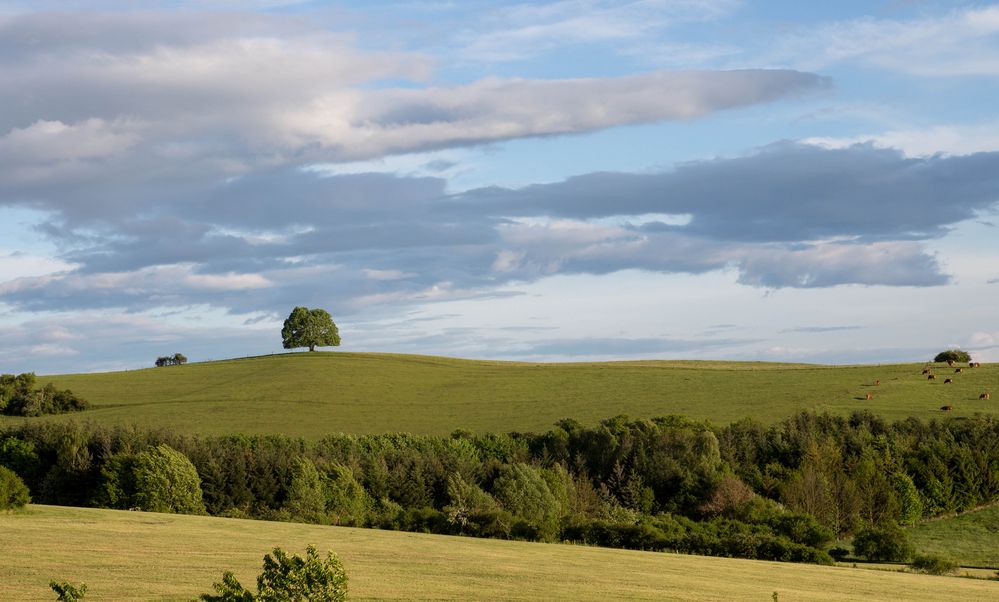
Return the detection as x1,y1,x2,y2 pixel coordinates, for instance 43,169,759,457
200,545,347,601
933,349,971,363
282,307,340,352
50,580,87,601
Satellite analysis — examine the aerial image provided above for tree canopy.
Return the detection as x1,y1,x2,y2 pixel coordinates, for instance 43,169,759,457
282,307,340,352
933,349,971,363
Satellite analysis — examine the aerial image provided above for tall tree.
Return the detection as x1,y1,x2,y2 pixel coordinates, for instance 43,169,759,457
281,307,341,352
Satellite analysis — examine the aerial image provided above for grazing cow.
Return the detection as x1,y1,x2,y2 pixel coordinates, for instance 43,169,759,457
975,362,982,368
874,379,881,386
981,393,992,400
928,374,936,380
947,360,955,367
865,392,874,400
922,368,931,375
941,405,953,411
955,368,964,373
944,378,953,384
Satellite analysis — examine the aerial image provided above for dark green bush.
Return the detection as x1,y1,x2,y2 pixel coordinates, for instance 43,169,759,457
828,547,850,561
0,465,31,509
933,349,971,363
132,445,206,514
852,525,914,562
50,580,87,601
910,554,958,575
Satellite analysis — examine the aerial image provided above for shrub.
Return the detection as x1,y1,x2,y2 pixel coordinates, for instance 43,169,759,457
828,547,850,561
491,463,560,541
933,349,971,363
200,545,347,602
852,525,914,562
50,581,87,601
910,554,958,575
132,445,206,514
0,465,31,509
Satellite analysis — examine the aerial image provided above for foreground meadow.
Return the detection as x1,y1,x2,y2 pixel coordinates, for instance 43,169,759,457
3,505,997,601
8,352,996,437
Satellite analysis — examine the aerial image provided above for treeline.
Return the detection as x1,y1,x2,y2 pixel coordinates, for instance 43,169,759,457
1,411,997,565
0,373,88,417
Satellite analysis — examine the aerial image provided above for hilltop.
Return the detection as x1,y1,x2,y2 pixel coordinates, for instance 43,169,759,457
3,352,993,437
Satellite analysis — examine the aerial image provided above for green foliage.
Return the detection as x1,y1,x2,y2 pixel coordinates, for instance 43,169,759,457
323,463,370,526
892,473,923,526
201,545,347,602
49,580,87,601
909,554,958,575
0,373,88,416
933,350,971,363
491,463,560,541
444,473,498,530
285,457,326,523
132,445,206,514
852,525,914,562
0,465,31,509
155,353,188,367
281,307,340,352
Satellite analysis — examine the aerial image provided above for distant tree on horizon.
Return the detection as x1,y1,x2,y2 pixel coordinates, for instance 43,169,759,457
282,306,341,352
933,349,971,363
155,353,188,367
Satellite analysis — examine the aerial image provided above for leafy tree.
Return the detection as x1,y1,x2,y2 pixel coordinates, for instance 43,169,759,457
155,353,188,367
910,554,958,575
0,465,31,509
200,545,347,602
132,445,206,514
285,457,326,523
852,525,914,562
323,463,371,526
933,349,971,363
50,581,87,601
0,373,88,416
282,307,340,352
491,463,560,541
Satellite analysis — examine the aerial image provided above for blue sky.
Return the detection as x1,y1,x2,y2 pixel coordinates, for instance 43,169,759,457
1,0,998,373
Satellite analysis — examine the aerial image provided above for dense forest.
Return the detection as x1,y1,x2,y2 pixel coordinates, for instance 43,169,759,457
2,411,997,565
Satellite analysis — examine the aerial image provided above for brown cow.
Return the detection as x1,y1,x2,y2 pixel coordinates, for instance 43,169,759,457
941,405,953,411
874,379,881,386
944,378,953,384
947,360,955,367
922,368,931,375
928,374,936,380
981,393,992,400
865,392,874,400
955,368,964,373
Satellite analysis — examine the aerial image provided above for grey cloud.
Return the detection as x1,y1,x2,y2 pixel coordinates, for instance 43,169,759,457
500,336,760,358
780,325,862,334
3,143,997,316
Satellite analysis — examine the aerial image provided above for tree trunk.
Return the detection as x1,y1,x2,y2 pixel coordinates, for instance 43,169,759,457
310,344,316,352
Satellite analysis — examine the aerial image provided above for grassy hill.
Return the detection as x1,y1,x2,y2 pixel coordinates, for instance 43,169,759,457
3,505,996,601
3,352,995,437
907,504,999,568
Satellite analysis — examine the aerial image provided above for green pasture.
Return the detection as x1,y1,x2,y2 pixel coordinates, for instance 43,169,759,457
907,504,999,569
3,505,996,601
3,352,995,437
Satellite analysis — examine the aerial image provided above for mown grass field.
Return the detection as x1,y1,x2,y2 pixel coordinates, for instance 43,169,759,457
2,352,995,437
907,504,999,569
3,505,997,602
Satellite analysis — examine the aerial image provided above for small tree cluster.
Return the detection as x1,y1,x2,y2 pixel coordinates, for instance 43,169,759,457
933,349,971,363
852,525,914,562
154,353,188,367
200,545,347,602
0,373,89,416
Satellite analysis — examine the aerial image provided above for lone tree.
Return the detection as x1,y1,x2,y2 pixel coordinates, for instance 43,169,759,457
282,307,340,352
934,349,971,363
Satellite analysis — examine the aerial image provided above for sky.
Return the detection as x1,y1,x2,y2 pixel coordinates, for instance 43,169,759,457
1,0,998,373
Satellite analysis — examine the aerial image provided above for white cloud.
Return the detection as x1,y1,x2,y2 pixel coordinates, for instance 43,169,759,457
805,120,999,158
757,6,999,76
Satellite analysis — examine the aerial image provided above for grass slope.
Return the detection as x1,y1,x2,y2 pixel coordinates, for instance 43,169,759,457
4,352,995,437
3,505,996,601
907,504,999,568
